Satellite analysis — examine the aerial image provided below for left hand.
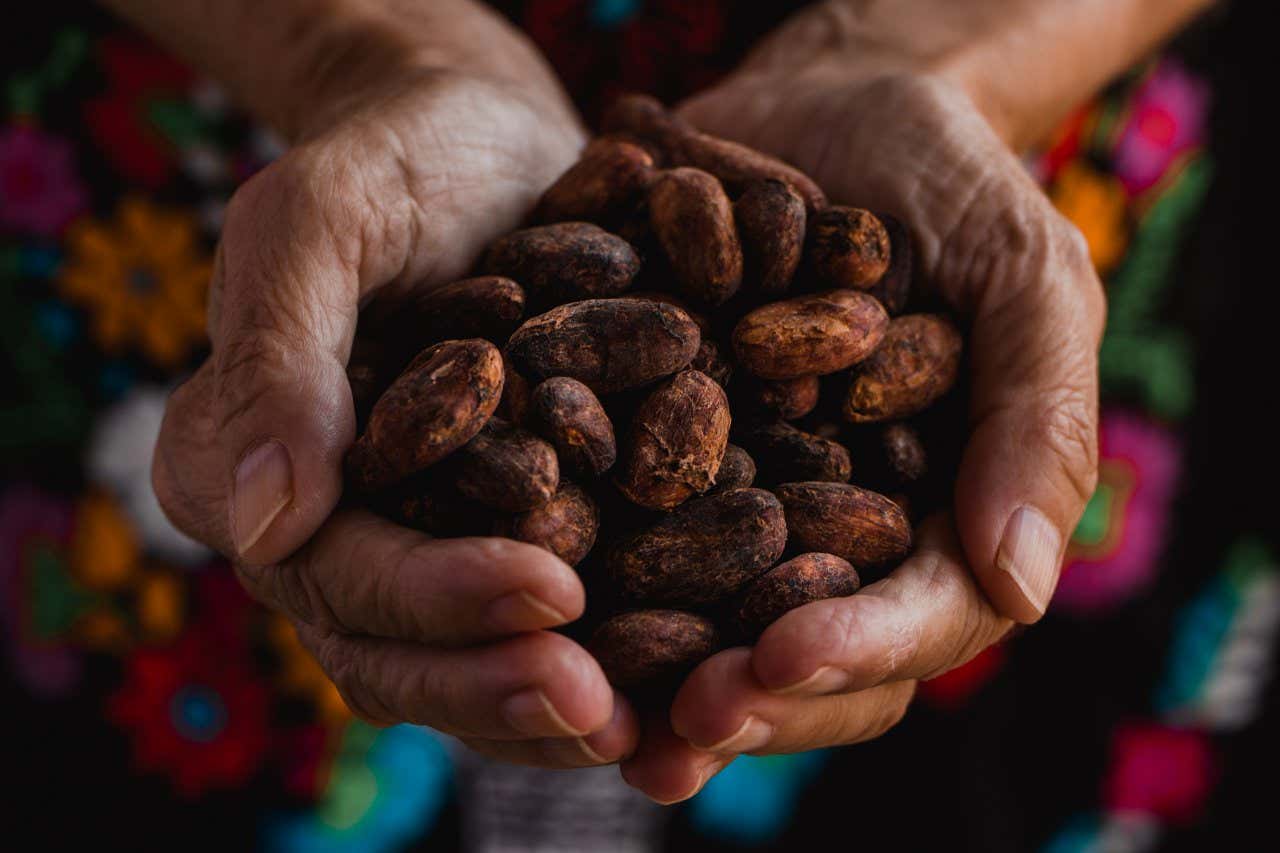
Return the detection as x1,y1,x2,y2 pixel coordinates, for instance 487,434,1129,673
620,2,1105,802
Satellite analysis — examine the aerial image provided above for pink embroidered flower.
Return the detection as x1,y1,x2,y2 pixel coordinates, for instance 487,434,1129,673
0,125,88,237
1053,410,1182,614
1112,60,1209,199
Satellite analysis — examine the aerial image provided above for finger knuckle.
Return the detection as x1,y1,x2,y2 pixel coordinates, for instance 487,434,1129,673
1031,387,1100,506
310,632,392,725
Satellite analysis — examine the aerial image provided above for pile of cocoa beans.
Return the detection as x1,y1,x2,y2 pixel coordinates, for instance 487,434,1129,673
345,95,964,696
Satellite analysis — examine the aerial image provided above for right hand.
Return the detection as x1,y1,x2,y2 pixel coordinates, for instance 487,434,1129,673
153,65,638,768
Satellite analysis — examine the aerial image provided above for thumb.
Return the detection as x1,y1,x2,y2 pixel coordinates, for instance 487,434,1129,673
953,208,1105,624
164,154,376,566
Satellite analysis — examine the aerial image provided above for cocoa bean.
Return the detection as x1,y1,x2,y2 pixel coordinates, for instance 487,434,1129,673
690,337,734,386
882,422,928,485
735,179,805,296
648,167,743,305
843,314,962,423
379,475,494,538
407,275,527,345
495,354,532,426
807,207,891,290
482,222,640,305
737,420,851,485
589,609,718,688
732,553,860,638
709,444,756,493
867,214,912,315
534,136,656,226
528,377,617,478
346,339,503,491
614,370,730,510
732,290,888,380
740,375,820,420
494,482,599,566
454,417,559,512
602,94,827,212
774,482,913,569
506,298,701,393
608,488,787,606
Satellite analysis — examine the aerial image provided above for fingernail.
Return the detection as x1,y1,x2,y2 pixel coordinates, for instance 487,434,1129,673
995,505,1062,616
502,688,584,738
651,767,712,806
486,591,570,633
698,715,773,754
232,440,292,557
574,737,609,765
771,665,849,697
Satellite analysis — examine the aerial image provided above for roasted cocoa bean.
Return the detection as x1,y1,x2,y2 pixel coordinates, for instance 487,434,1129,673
614,370,730,510
528,377,617,478
454,418,559,512
740,375,820,420
774,482,913,569
732,553,860,638
495,355,532,426
807,207,891,290
506,298,701,393
494,482,599,566
843,314,962,423
737,420,851,485
589,609,718,688
346,339,503,491
648,167,743,305
882,422,927,484
732,290,888,380
608,488,787,605
735,179,806,296
709,444,756,493
408,275,527,345
534,136,656,226
690,338,734,386
483,222,640,305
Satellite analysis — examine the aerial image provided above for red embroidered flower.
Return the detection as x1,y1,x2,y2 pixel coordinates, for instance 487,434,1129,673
0,124,88,237
108,571,271,796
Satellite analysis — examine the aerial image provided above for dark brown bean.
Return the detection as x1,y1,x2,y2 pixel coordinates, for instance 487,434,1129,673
867,214,912,315
736,420,852,485
807,207,891,290
533,136,656,226
506,298,701,393
346,339,503,491
843,314,962,423
735,179,806,296
774,482,913,569
608,488,787,606
589,609,718,688
614,370,730,510
494,482,599,566
482,222,640,305
528,377,617,478
740,375,820,420
732,291,888,380
648,167,743,305
732,553,860,638
454,418,559,512
709,444,756,493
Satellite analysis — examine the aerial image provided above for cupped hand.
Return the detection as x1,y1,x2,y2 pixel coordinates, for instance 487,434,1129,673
622,4,1104,801
152,68,638,767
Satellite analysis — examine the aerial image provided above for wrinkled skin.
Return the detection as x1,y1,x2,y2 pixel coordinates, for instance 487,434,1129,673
152,69,641,770
618,3,1106,803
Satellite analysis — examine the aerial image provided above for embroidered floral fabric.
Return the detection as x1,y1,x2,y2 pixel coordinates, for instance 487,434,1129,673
1,4,1271,851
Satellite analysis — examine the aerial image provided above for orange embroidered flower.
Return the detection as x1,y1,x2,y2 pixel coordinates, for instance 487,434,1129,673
58,197,211,367
1050,161,1131,276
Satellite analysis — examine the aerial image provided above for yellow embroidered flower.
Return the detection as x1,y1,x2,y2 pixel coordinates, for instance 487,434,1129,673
1050,161,1131,276
58,197,211,367
70,489,140,591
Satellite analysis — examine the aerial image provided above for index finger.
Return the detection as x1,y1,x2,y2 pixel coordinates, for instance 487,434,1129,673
749,514,1014,696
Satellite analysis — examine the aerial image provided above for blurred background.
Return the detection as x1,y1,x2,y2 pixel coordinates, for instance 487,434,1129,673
1,2,1272,851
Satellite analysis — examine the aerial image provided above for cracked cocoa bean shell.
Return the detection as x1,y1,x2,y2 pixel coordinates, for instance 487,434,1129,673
494,482,599,566
589,609,719,688
506,298,700,393
482,222,640,305
528,377,617,478
608,487,787,606
454,417,559,512
806,206,891,290
732,553,860,639
842,314,962,423
614,370,730,510
647,167,743,305
774,482,913,569
732,290,888,380
345,339,503,491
